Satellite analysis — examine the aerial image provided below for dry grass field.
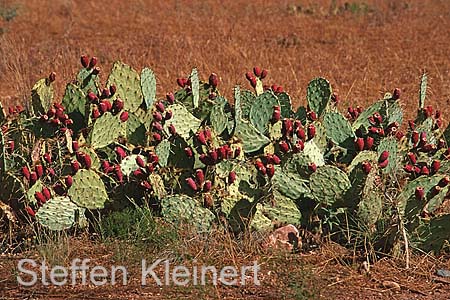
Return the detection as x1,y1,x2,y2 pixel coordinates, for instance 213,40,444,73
1,0,450,299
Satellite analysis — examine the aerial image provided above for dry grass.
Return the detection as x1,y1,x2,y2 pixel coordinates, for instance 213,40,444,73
0,0,449,122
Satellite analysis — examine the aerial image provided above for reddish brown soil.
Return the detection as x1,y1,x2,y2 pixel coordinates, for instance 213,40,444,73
1,0,450,299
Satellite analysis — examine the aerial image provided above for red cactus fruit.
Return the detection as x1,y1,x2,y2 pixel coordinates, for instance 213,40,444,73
113,165,123,184
203,180,212,192
166,92,175,104
307,124,316,140
307,111,317,121
407,152,417,164
308,163,317,172
415,187,425,200
272,107,281,122
281,118,293,136
168,124,176,135
163,111,172,121
115,147,127,160
53,183,66,196
208,73,219,88
35,192,46,204
119,111,129,122
411,131,419,145
146,163,154,173
218,146,227,160
234,147,241,158
294,140,305,152
260,69,268,79
279,140,289,153
88,56,98,69
92,108,101,119
226,171,236,185
378,151,389,163
195,169,205,185
101,88,111,99
362,161,372,174
21,166,31,181
204,128,212,140
245,72,253,81
253,67,262,77
392,88,401,100
152,132,162,142
395,130,405,141
421,166,430,176
266,164,275,178
65,175,73,188
72,141,79,152
83,154,92,169
435,118,443,129
153,111,163,122
255,159,265,170
425,105,433,118
438,176,450,187
364,136,374,150
408,120,415,130
186,177,198,191
92,66,100,75
71,160,80,174
296,127,306,141
196,131,207,145
133,169,144,178
421,144,435,153
109,84,117,96
209,149,218,163
250,77,257,88
41,187,51,200
378,159,389,169
272,154,281,165
35,165,44,178
48,72,56,83
419,132,427,146
373,112,383,124
87,92,98,103
113,98,124,112
25,206,36,217
141,181,152,191
431,160,441,174
403,164,414,173
156,101,165,113
184,147,193,158
134,156,145,168
80,55,89,68
438,139,446,149
368,126,378,134
152,122,163,132
355,138,364,151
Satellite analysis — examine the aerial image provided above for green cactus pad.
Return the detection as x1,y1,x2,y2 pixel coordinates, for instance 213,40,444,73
210,96,229,135
68,169,108,209
352,100,383,130
347,151,377,174
323,112,355,148
62,83,88,132
386,101,403,127
155,139,171,167
261,191,302,225
238,89,256,121
88,112,124,149
306,78,332,117
295,106,308,126
190,68,200,109
310,165,351,206
250,204,272,231
36,196,84,231
413,214,450,253
77,68,100,95
377,137,398,174
141,67,157,110
26,180,45,205
120,154,147,176
398,174,446,219
303,140,325,166
277,92,293,119
126,112,147,146
31,78,53,115
426,185,449,213
164,104,201,140
134,107,153,130
234,120,270,153
356,167,383,227
249,91,279,135
161,194,215,233
107,61,143,112
149,173,166,199
272,166,310,200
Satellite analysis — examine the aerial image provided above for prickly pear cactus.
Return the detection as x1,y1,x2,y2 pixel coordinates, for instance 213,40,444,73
161,194,215,233
141,67,157,110
255,191,302,228
419,73,427,109
89,112,124,149
377,137,398,174
271,166,310,200
323,112,355,148
234,121,270,153
209,96,229,136
126,112,147,146
164,104,201,140
277,92,293,118
68,169,108,209
307,78,332,117
36,196,85,231
107,61,143,112
356,167,383,227
62,83,88,131
249,91,279,135
155,139,171,167
239,89,257,121
352,100,383,130
31,78,53,115
310,165,351,206
120,154,147,176
190,68,200,109
413,214,450,253
77,68,100,94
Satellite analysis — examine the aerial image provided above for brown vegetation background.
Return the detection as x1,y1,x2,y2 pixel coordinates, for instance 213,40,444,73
0,0,449,123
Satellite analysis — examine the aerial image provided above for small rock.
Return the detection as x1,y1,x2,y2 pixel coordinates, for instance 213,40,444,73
436,269,450,277
263,224,301,251
382,280,401,291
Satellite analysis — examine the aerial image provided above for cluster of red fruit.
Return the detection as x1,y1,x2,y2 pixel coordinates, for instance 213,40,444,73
254,153,281,178
87,86,129,123
39,102,74,128
404,152,441,177
80,55,100,75
415,176,450,203
278,118,316,154
6,104,24,116
245,66,268,89
151,100,174,142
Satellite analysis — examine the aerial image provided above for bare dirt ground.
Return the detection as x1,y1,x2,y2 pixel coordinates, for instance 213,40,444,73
1,0,450,299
